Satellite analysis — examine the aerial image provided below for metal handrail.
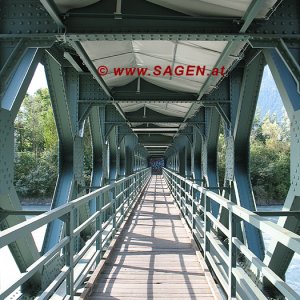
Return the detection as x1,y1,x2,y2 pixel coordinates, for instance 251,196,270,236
0,168,151,299
162,167,300,300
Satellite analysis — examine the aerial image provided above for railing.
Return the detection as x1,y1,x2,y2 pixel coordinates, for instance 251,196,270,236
163,168,300,300
0,168,151,299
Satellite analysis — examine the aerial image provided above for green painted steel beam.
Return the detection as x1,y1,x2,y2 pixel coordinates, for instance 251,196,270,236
78,73,109,101
125,108,184,123
42,51,78,254
250,38,300,93
138,135,173,145
40,0,65,29
232,53,265,260
58,0,297,41
1,0,298,42
262,47,300,281
240,0,266,32
200,107,220,216
0,47,43,294
182,0,289,123
1,48,42,116
89,107,105,213
71,41,113,99
62,15,243,39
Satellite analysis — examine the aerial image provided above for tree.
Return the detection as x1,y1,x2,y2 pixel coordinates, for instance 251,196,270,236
14,88,58,199
218,111,290,205
250,113,290,204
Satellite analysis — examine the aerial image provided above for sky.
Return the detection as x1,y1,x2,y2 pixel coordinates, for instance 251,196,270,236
27,63,48,95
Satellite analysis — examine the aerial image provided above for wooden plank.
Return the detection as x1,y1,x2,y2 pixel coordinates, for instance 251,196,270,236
82,176,221,300
88,296,216,300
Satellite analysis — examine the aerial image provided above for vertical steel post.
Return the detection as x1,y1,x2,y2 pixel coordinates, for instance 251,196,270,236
204,191,210,261
228,209,237,299
96,194,103,264
113,186,117,236
65,210,75,299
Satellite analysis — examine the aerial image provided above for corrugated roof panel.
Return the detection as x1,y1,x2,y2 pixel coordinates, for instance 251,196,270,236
175,43,223,69
84,41,133,60
54,0,277,18
119,102,192,118
146,0,277,18
81,40,238,94
54,0,100,12
180,41,228,53
133,41,175,60
57,0,277,119
144,76,204,93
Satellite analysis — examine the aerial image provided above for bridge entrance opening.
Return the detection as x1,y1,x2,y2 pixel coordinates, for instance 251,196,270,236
149,157,165,175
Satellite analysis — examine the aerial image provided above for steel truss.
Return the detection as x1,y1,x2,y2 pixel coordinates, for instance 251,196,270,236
0,0,299,298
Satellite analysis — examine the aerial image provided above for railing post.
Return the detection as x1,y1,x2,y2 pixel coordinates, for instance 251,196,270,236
65,209,75,299
138,171,142,190
134,175,137,198
204,191,210,261
133,174,135,197
177,176,180,205
192,185,196,232
96,194,103,264
184,180,187,217
173,174,176,198
130,177,134,205
121,181,125,218
228,209,237,299
171,173,174,195
179,178,183,210
127,178,131,207
113,186,117,235
127,178,130,206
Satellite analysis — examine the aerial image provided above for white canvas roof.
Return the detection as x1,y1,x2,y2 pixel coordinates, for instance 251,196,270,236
55,0,277,119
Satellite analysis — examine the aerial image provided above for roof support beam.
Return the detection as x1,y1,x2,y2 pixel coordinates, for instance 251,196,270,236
40,0,65,29
240,0,266,32
71,41,113,99
63,15,242,40
183,0,273,122
132,128,178,132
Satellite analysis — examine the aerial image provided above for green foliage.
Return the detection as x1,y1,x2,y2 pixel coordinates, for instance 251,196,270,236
14,88,58,198
14,88,93,198
15,88,290,205
14,150,58,197
218,111,290,204
250,112,290,204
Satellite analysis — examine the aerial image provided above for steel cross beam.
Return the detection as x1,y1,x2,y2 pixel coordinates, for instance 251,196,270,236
231,52,265,260
263,47,300,281
71,41,112,99
182,0,267,124
88,107,105,214
0,47,43,293
40,0,65,29
42,51,92,264
1,0,299,41
250,38,300,93
201,107,220,216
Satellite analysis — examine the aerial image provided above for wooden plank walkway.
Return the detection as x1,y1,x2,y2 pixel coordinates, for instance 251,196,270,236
86,175,221,300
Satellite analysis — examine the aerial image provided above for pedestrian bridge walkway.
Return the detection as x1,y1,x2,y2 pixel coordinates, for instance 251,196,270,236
83,176,221,299
1,168,300,300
